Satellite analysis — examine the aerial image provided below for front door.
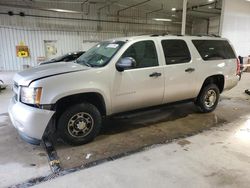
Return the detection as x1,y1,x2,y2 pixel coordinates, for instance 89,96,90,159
112,40,165,114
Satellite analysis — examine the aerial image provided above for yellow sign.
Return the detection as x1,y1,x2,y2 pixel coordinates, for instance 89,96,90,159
16,45,29,58
18,51,29,57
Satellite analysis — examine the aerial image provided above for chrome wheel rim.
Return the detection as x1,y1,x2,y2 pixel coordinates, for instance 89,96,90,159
67,112,94,138
204,89,217,108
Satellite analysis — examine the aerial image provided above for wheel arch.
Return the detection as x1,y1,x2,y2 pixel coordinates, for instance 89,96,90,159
54,92,107,118
198,74,225,95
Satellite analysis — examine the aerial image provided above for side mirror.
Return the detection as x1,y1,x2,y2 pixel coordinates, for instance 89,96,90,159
116,57,136,72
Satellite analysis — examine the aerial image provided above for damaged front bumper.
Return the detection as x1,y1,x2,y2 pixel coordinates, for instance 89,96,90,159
8,97,55,145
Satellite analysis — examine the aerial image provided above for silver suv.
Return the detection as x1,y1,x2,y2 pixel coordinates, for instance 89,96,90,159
9,35,239,145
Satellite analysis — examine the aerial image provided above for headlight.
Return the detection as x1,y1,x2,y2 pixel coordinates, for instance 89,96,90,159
20,87,42,105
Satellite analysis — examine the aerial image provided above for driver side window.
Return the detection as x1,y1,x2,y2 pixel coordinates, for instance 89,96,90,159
122,40,159,69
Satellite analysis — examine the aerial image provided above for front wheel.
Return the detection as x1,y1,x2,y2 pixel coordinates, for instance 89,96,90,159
57,103,102,145
196,84,220,113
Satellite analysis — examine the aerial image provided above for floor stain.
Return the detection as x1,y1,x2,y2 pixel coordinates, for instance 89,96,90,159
38,152,47,157
205,169,246,187
142,156,151,162
177,140,192,147
227,151,250,163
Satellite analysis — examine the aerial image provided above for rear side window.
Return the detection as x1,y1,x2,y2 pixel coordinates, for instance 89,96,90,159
192,40,236,61
161,40,191,65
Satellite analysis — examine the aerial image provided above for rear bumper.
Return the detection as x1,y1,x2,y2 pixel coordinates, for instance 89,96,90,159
224,75,239,91
8,97,55,144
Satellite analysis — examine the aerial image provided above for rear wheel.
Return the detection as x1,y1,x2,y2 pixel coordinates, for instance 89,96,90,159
196,84,220,113
57,103,102,145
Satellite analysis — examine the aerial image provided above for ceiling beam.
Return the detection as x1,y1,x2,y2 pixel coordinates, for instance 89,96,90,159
117,0,151,22
190,10,220,15
145,4,163,23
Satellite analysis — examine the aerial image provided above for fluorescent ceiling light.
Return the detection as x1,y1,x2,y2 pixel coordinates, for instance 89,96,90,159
208,0,214,2
48,8,78,13
153,18,172,22
171,8,176,11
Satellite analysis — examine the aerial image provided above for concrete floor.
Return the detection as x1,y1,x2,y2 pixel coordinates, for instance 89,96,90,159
0,72,250,187
34,120,250,188
0,115,51,187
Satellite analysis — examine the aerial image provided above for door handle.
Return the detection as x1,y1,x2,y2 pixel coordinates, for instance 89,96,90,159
149,72,162,77
185,68,195,73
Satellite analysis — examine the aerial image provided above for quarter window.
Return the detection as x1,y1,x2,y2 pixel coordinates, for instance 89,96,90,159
161,40,191,65
192,40,236,61
122,40,159,68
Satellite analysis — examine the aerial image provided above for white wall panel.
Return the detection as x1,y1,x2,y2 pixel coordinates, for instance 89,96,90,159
221,0,250,56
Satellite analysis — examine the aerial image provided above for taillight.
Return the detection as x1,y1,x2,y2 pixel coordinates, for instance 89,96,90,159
236,58,240,75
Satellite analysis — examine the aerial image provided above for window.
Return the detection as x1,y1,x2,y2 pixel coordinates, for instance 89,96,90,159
192,40,236,61
122,40,158,68
161,40,191,65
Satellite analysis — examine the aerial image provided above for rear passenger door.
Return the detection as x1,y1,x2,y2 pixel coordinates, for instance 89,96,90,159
161,39,198,103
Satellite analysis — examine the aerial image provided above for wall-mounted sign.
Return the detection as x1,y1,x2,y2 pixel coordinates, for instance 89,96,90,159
36,56,46,62
44,40,58,59
16,42,30,58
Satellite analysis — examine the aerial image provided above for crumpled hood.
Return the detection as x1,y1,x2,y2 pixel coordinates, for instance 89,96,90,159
14,61,88,86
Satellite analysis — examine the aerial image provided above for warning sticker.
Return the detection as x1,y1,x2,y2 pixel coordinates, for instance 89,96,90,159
106,44,119,48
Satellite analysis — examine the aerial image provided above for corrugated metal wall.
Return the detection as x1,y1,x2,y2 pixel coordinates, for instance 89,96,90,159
0,6,182,71
209,16,220,35
0,27,132,70
191,19,208,35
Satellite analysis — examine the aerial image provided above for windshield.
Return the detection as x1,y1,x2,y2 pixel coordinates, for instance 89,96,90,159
75,41,125,67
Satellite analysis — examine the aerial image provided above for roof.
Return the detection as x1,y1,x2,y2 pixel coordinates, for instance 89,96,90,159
107,34,226,42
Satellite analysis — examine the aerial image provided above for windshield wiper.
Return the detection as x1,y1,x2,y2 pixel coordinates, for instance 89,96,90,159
75,59,92,67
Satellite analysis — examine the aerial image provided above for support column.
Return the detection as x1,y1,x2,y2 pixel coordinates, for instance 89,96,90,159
181,0,188,35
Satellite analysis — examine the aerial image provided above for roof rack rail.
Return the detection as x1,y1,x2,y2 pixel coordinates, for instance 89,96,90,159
208,34,221,37
150,34,159,37
162,32,169,36
195,34,221,37
150,33,169,37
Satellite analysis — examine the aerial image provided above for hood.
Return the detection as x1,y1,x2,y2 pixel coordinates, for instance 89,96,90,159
14,61,88,86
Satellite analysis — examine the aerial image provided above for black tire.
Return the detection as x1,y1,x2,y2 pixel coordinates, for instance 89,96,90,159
196,84,220,113
57,103,102,145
